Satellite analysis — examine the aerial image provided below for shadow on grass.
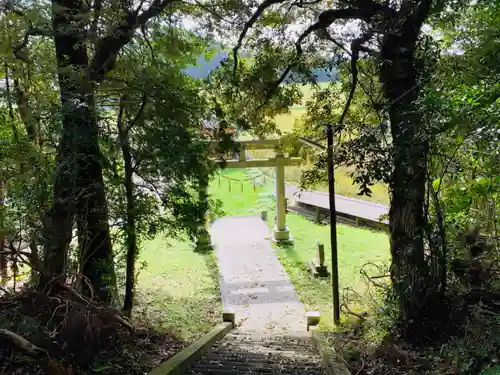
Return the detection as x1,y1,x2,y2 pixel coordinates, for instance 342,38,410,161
277,241,295,250
276,241,314,271
202,251,221,294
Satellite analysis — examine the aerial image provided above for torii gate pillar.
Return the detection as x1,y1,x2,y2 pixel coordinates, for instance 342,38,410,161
210,138,300,244
272,151,291,242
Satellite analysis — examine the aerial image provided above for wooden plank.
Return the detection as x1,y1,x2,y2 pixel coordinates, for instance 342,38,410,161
148,322,233,375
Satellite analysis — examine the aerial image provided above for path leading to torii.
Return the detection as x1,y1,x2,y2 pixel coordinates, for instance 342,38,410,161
210,216,306,332
184,216,327,375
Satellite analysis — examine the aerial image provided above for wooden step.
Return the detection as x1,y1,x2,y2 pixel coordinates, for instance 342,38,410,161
184,329,327,375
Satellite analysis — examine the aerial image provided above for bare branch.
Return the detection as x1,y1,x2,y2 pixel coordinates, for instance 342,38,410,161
337,32,373,126
127,94,148,132
255,8,380,112
232,0,286,79
299,136,327,151
140,25,157,61
186,0,238,23
136,0,176,24
292,0,323,7
135,0,147,13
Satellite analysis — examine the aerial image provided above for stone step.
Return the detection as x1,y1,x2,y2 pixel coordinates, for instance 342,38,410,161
184,329,327,375
196,359,322,367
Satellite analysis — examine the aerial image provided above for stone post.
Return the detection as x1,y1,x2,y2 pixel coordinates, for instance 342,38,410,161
309,241,329,277
317,241,325,267
261,210,267,221
273,152,291,242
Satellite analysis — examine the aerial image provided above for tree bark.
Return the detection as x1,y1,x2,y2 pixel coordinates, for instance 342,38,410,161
380,33,437,343
118,101,138,317
13,72,43,283
42,0,116,302
0,179,7,280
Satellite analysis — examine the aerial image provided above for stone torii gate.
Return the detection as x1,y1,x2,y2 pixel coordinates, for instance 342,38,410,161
209,138,301,243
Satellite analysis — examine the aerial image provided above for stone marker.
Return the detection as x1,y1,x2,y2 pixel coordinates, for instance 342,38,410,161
317,241,325,266
261,210,267,221
306,311,321,331
308,241,330,278
222,309,236,327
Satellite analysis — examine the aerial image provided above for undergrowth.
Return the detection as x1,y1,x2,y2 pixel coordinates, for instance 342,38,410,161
0,285,183,375
325,298,500,375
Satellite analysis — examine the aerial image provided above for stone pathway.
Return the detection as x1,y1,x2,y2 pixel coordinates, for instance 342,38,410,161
210,216,306,332
185,216,327,375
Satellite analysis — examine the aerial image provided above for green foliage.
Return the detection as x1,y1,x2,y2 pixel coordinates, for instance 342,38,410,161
294,62,391,199
421,0,500,245
207,45,303,137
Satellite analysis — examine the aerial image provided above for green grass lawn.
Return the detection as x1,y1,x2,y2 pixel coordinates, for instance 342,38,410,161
209,168,390,331
275,107,306,134
274,216,390,330
285,165,390,206
135,236,221,343
209,168,275,217
133,165,388,343
215,161,389,206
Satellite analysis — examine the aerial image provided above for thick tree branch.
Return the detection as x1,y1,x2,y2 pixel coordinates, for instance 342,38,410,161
137,0,176,24
12,26,51,62
292,0,322,7
4,5,51,62
89,0,177,83
252,7,371,112
135,0,147,13
233,0,396,85
338,31,373,126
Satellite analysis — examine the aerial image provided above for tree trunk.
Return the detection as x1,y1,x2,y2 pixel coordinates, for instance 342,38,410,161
118,104,138,317
42,0,116,302
195,171,212,252
380,35,438,343
13,73,43,283
0,179,7,280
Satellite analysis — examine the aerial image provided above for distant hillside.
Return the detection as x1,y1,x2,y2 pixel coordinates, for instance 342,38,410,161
182,50,337,82
182,50,230,79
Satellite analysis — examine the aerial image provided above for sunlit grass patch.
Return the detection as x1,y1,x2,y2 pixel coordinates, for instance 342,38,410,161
135,236,221,343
